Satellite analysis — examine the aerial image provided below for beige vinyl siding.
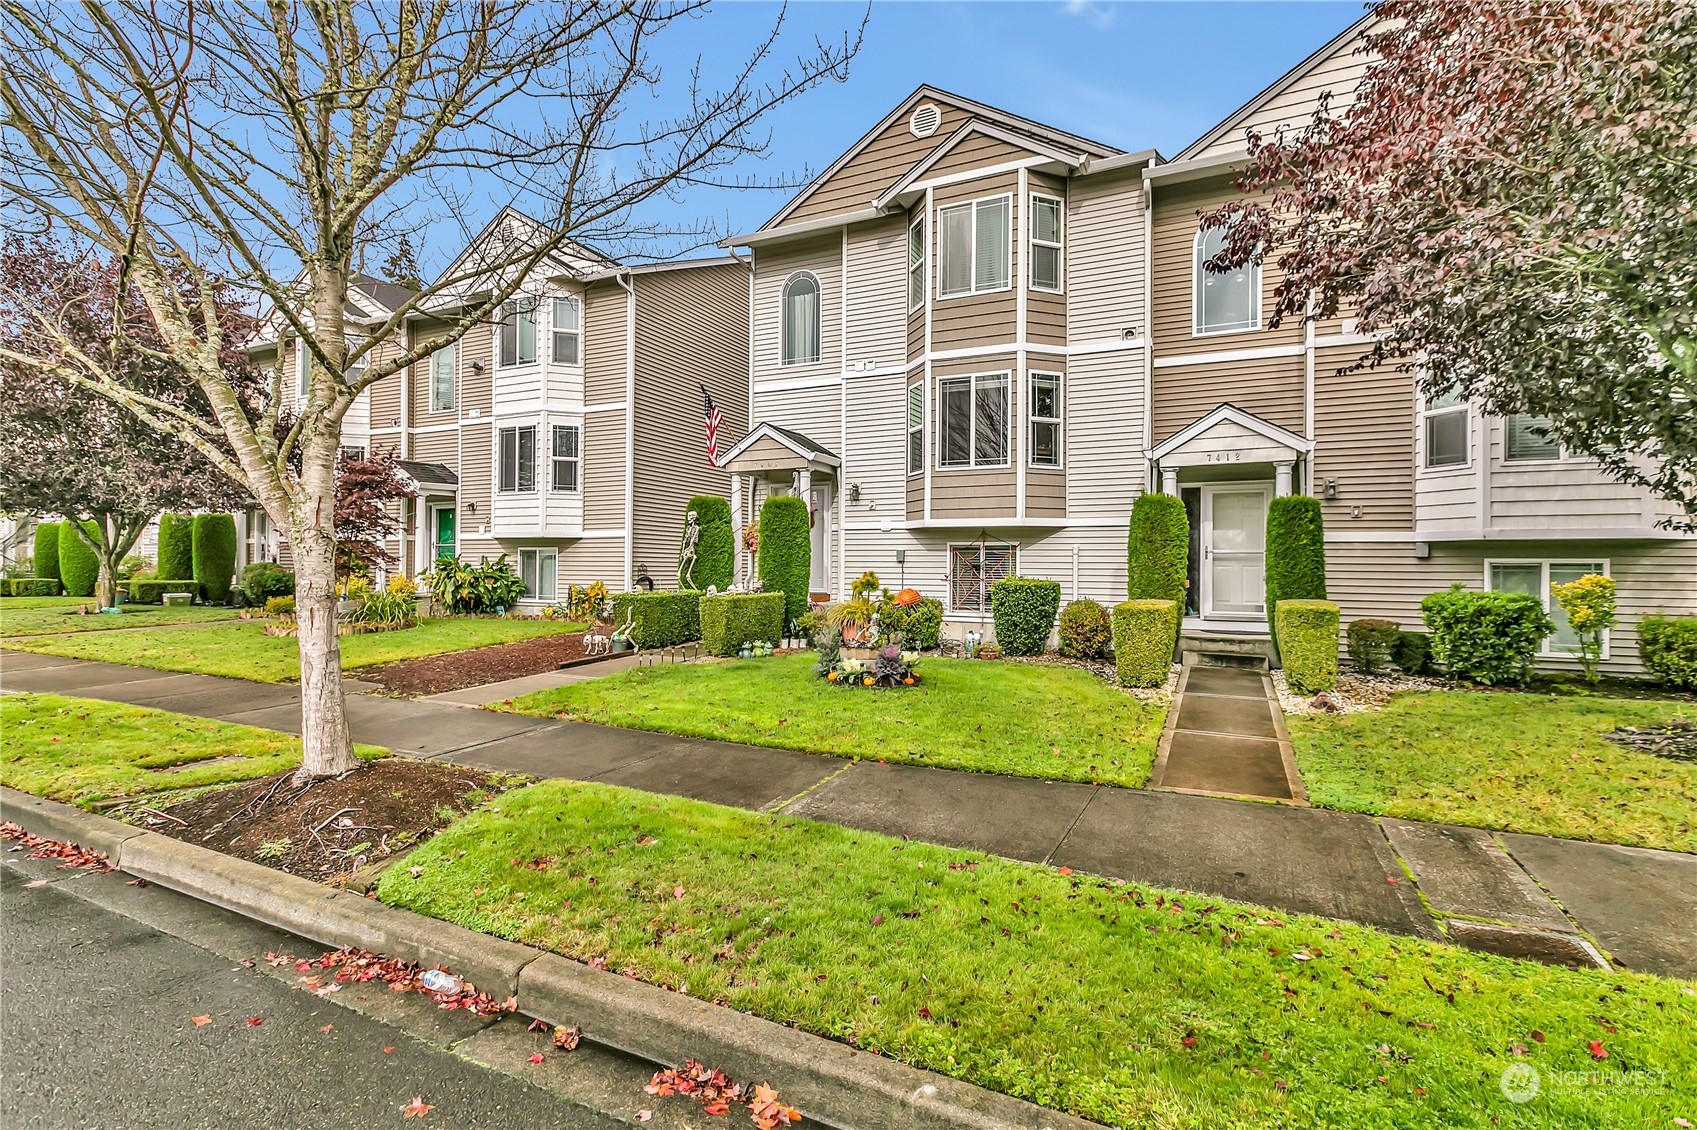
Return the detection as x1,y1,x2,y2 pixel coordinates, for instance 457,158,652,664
559,538,627,589
931,468,1017,519
407,430,457,466
458,422,492,536
582,409,625,529
408,317,475,424
748,384,843,453
1153,353,1304,443
908,304,925,361
1067,167,1144,344
583,282,628,404
630,263,748,584
924,130,1042,180
846,215,909,369
753,235,841,380
841,368,907,529
1064,351,1146,516
1486,419,1661,532
1189,25,1379,163
1311,343,1413,530
454,319,494,420
367,345,403,433
931,171,1020,353
1015,524,1134,607
1025,171,1067,347
1026,469,1066,517
782,98,971,226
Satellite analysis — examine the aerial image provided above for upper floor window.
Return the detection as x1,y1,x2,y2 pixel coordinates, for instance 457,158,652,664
781,272,820,366
908,217,925,313
1505,413,1562,462
295,341,309,396
1029,372,1062,467
906,383,924,475
551,296,581,365
1030,194,1063,293
948,542,1015,613
498,424,536,492
1422,388,1469,469
428,344,455,413
1193,225,1259,335
938,196,1010,298
499,298,537,367
937,371,1009,469
344,335,369,386
550,424,580,492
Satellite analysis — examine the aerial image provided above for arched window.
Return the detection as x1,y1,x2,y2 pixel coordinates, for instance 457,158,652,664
1193,225,1259,335
781,272,820,365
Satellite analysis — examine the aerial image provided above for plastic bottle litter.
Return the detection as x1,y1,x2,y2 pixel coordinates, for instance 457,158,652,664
419,969,462,994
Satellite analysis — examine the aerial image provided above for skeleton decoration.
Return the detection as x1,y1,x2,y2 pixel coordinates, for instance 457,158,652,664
678,510,701,590
610,605,639,653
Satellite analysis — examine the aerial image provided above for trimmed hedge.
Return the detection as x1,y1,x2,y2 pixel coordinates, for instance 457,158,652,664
1639,614,1697,691
1394,630,1432,676
129,579,201,604
9,578,60,597
57,521,99,597
990,577,1061,657
1345,617,1401,675
879,596,943,650
1127,493,1188,604
192,513,238,603
611,590,703,648
1112,599,1178,687
757,496,811,628
700,592,786,657
156,513,195,583
241,561,295,602
682,496,734,592
32,521,61,586
1265,495,1326,652
1420,586,1553,686
1058,598,1113,660
1278,599,1340,694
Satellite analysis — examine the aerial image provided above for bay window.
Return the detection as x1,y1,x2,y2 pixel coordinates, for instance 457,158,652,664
906,383,924,475
550,424,580,492
938,195,1010,298
551,296,581,365
937,371,1008,468
499,298,537,367
498,424,536,492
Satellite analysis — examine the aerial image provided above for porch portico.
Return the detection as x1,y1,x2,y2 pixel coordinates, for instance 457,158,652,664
718,422,841,598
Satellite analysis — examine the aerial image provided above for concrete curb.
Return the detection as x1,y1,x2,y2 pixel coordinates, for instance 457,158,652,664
0,786,1093,1130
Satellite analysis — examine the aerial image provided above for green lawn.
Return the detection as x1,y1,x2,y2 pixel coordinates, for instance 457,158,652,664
1288,690,1697,853
501,654,1164,786
0,692,383,806
0,595,243,637
5,617,581,683
380,780,1695,1130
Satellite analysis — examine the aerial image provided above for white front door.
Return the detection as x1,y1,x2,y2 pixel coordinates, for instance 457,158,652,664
808,482,831,595
1202,485,1269,619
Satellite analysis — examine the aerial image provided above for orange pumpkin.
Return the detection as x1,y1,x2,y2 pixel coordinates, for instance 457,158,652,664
826,671,838,682
903,676,915,686
892,588,923,608
862,676,874,686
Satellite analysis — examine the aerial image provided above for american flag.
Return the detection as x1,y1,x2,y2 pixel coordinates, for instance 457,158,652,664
699,382,725,467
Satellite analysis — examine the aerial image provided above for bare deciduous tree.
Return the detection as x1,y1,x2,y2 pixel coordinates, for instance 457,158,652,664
0,0,861,781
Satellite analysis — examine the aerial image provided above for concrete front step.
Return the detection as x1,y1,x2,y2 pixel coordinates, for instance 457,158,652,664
1180,629,1275,670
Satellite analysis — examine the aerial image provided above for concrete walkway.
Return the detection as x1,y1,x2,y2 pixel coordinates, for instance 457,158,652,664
5,648,1695,980
1151,665,1305,803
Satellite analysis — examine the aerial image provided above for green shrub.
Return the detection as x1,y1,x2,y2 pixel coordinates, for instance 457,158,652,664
1345,618,1401,675
353,589,414,626
1127,493,1188,604
117,555,151,582
1058,598,1113,659
1420,586,1553,686
242,561,295,602
878,596,943,650
757,496,811,628
1278,600,1340,694
56,522,99,597
1549,573,1617,685
1265,495,1326,652
191,513,238,603
990,577,1061,656
700,592,786,657
156,513,195,582
1394,630,1432,676
128,579,201,604
1111,599,1178,687
32,522,61,586
9,578,60,597
1639,614,1697,691
265,594,296,617
611,590,702,648
681,496,734,592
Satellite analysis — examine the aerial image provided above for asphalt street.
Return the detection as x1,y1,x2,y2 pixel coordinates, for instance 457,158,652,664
0,861,625,1130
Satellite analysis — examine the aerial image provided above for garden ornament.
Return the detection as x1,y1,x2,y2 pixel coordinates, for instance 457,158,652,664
678,511,701,590
610,606,639,653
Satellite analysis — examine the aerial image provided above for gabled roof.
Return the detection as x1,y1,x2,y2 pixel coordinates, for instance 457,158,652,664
718,421,841,470
431,205,620,304
873,118,1088,211
398,460,459,490
1149,404,1314,462
758,84,1121,233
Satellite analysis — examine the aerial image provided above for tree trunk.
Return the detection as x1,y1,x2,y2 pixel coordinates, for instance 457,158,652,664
291,516,360,782
95,551,120,610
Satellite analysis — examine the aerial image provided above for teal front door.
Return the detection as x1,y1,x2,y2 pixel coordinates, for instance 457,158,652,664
432,507,456,564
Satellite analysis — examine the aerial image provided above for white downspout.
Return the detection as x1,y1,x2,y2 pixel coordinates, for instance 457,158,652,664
617,270,636,591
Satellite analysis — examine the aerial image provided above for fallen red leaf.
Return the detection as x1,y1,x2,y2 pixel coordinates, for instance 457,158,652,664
1530,1030,1545,1043
553,1025,581,1051
1181,1036,1198,1048
636,1112,652,1123
1588,1040,1608,1060
191,1015,212,1027
673,885,687,900
319,1024,334,1034
702,1099,730,1115
401,1096,433,1118
528,1053,544,1065
245,1017,263,1027
384,1046,397,1054
1058,867,1073,877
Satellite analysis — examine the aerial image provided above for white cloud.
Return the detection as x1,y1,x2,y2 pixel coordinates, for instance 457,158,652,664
1062,0,1116,30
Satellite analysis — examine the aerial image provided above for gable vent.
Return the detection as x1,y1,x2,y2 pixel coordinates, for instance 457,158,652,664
908,102,942,139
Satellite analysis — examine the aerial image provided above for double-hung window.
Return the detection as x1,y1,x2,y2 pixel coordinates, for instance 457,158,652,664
781,272,820,365
949,543,1015,613
1193,224,1259,334
1504,413,1561,462
1422,388,1469,469
551,296,581,365
1487,560,1607,656
550,424,580,492
343,335,369,385
937,196,1010,298
1029,372,1062,467
1030,194,1063,292
499,298,537,367
518,547,557,602
937,372,1009,468
428,344,456,413
498,425,536,492
906,383,924,474
908,217,925,312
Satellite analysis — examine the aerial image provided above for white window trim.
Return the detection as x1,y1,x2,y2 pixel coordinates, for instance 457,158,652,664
1418,391,1472,473
908,215,926,314
906,382,924,477
428,343,456,413
946,542,1017,614
550,295,583,367
497,423,538,494
1027,370,1063,468
1483,558,1612,659
295,340,309,398
344,334,369,386
936,193,1013,300
935,370,1012,471
1028,193,1063,294
498,297,539,369
1191,226,1261,337
1500,413,1568,464
518,546,559,602
550,422,581,493
779,270,822,367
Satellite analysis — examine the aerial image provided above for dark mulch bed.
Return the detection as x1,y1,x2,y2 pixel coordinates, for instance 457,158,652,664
1607,721,1697,763
141,758,521,880
356,631,593,696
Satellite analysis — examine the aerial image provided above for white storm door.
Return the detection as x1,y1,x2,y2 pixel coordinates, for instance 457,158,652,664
1202,485,1269,618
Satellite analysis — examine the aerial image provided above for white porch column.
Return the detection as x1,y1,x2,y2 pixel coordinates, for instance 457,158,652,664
1160,467,1179,495
414,498,430,576
729,472,744,585
1274,460,1295,497
796,467,812,499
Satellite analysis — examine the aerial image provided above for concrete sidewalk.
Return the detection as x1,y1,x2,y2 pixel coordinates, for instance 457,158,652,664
5,647,1695,979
